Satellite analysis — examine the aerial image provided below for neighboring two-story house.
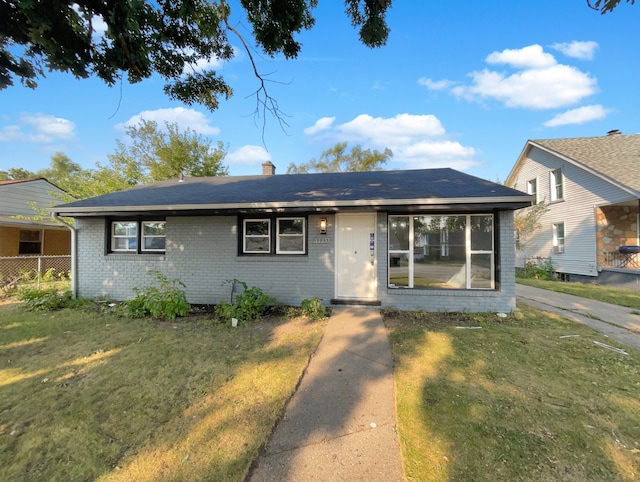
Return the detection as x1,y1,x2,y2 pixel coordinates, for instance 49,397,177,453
506,131,640,287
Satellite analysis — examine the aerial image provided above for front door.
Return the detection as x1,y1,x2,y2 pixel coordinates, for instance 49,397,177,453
335,213,377,300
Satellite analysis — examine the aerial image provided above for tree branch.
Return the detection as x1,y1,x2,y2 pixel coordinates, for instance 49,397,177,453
221,5,290,144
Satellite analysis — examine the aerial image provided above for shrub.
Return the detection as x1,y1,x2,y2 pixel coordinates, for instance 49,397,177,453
122,271,190,319
215,279,276,324
41,267,57,282
18,286,73,311
517,257,556,280
301,297,327,320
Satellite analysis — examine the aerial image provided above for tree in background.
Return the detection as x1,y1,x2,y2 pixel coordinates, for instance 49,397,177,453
0,167,34,180
286,142,392,174
0,120,228,199
1,0,392,114
513,201,550,252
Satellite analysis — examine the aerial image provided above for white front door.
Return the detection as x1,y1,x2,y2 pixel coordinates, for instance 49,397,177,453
335,213,377,299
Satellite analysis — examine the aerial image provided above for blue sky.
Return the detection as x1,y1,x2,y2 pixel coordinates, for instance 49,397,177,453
1,1,639,182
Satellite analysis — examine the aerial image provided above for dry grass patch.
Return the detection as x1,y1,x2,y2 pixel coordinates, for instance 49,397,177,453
384,306,640,481
0,302,326,481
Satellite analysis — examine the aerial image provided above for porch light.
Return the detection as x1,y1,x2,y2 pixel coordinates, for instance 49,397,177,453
320,217,327,235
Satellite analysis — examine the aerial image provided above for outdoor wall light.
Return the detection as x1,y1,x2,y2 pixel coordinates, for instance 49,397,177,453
319,217,327,235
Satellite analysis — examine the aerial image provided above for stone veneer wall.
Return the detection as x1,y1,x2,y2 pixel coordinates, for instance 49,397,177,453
596,205,639,265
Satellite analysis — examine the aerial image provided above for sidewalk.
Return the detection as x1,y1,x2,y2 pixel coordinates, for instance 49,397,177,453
516,284,640,351
248,307,403,482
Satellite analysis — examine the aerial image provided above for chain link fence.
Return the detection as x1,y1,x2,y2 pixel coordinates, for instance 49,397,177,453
0,255,71,291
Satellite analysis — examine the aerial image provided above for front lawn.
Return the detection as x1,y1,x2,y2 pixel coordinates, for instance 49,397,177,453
0,301,325,481
384,306,640,481
517,278,640,311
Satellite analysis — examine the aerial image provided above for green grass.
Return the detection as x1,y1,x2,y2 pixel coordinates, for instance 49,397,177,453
0,301,325,482
384,306,640,481
517,278,640,310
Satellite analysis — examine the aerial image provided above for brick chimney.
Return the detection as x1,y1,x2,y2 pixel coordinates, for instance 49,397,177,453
262,161,276,176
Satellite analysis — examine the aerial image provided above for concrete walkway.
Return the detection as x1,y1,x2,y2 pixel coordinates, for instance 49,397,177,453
516,284,640,351
248,307,403,482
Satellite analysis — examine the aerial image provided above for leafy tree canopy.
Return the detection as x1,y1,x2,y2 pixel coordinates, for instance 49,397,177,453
588,0,636,14
1,0,392,111
286,142,392,174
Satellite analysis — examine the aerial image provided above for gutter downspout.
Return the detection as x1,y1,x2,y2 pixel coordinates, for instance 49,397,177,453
52,213,77,298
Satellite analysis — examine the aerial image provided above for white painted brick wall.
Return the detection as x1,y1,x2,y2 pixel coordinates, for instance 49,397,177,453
75,211,516,312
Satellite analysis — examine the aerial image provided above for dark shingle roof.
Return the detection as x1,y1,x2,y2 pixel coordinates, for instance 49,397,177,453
531,133,640,194
53,168,531,216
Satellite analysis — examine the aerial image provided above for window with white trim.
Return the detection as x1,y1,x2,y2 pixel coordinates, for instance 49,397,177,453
110,220,166,253
244,219,271,253
550,169,563,201
388,214,495,290
276,218,305,254
142,221,166,252
241,216,307,255
527,178,538,204
111,222,138,252
553,222,565,254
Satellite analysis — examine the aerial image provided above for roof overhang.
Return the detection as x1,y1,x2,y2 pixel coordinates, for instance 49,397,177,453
52,196,534,217
0,215,64,229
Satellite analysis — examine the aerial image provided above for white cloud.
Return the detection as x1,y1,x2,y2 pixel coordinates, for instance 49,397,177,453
486,44,557,69
452,64,597,110
304,117,335,135
0,113,76,143
446,44,597,110
544,104,610,127
418,78,455,90
116,107,220,136
72,4,107,37
90,14,108,36
337,114,446,147
551,41,598,60
226,145,272,165
305,113,479,171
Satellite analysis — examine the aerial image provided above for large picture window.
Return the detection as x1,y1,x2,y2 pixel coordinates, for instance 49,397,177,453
241,216,306,255
110,220,166,253
388,214,495,290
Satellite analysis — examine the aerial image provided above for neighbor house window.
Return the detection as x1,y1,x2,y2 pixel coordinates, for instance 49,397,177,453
241,216,307,255
19,229,42,254
553,222,565,254
550,169,563,201
388,214,495,290
527,178,538,204
110,220,166,253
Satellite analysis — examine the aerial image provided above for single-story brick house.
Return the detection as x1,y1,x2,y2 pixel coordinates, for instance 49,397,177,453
52,165,532,312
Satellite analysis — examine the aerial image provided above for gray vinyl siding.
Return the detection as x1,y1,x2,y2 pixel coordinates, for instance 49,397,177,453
0,180,66,216
511,147,634,276
75,211,517,312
